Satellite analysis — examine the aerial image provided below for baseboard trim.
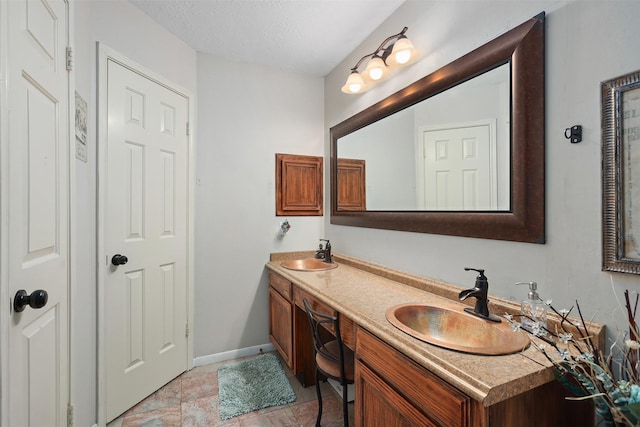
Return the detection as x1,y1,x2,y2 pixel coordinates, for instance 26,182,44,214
193,343,275,367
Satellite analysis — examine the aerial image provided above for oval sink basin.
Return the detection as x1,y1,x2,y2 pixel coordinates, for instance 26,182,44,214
386,303,530,355
280,258,338,271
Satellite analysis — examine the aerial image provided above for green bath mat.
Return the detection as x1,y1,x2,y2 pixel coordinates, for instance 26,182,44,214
217,353,296,420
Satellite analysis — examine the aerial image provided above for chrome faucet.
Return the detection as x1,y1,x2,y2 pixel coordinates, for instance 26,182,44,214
315,239,332,263
458,267,501,323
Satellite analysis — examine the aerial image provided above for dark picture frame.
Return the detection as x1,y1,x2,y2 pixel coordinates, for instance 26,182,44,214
602,69,640,274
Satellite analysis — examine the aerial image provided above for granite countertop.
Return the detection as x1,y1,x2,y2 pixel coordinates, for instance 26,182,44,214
266,251,605,407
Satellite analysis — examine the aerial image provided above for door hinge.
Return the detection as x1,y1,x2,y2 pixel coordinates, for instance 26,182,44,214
66,47,73,71
185,321,190,338
186,122,190,136
67,403,74,427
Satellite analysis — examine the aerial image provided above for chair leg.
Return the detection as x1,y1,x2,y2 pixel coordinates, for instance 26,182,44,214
342,382,349,427
315,368,323,427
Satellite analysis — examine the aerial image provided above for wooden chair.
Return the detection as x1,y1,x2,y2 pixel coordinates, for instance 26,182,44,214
303,298,355,427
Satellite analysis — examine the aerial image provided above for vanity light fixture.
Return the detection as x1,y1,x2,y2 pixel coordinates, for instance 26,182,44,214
341,27,418,94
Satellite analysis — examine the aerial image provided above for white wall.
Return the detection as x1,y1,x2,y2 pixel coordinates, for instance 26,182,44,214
195,54,325,357
73,1,197,425
325,0,640,334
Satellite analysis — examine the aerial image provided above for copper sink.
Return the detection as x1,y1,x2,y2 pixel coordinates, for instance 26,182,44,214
386,303,530,355
280,258,338,271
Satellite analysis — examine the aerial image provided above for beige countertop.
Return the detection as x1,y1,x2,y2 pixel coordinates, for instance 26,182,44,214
266,251,605,407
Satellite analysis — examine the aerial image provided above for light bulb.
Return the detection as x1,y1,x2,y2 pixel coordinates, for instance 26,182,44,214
369,68,383,80
395,49,411,65
390,37,416,66
341,72,367,94
365,56,387,81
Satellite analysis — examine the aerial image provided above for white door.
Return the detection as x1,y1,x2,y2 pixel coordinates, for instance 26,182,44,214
4,0,70,426
420,122,497,210
104,59,190,421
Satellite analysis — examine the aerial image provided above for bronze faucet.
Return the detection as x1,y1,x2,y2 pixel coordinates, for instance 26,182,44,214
315,239,332,263
459,268,501,323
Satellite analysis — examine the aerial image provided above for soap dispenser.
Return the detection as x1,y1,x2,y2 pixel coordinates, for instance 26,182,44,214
516,281,547,331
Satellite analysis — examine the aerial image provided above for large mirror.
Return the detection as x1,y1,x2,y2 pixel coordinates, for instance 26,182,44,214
330,13,545,243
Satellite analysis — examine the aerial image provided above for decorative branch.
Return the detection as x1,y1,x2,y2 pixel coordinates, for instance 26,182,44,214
504,295,640,426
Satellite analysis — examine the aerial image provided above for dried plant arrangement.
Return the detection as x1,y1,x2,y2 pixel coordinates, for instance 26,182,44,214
504,289,640,426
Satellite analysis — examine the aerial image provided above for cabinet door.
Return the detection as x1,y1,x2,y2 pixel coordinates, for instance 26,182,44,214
276,153,323,216
269,288,293,369
356,362,436,427
356,327,471,427
337,158,366,210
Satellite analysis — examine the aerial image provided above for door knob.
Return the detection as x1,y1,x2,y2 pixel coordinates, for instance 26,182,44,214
14,289,48,313
111,254,128,266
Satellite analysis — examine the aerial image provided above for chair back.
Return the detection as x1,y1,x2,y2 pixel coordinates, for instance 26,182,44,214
303,298,348,381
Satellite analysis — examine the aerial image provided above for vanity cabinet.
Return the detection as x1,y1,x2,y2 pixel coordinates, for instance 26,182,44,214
357,362,435,427
267,261,596,427
356,327,471,427
355,327,594,427
268,271,293,369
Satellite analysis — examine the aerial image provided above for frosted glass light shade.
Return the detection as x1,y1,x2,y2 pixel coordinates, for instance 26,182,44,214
341,72,368,94
389,37,416,66
364,56,388,81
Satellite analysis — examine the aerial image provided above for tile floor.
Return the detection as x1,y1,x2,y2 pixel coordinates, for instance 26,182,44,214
107,353,354,427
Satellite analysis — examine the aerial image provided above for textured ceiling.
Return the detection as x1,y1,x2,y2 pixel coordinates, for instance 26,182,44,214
130,0,406,77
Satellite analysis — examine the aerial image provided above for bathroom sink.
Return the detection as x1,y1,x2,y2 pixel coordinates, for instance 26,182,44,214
386,303,530,355
280,258,338,271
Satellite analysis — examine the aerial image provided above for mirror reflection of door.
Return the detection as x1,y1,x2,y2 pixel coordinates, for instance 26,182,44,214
418,120,497,210
337,158,366,210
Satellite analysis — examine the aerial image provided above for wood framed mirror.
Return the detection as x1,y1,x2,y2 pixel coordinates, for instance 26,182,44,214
330,13,545,243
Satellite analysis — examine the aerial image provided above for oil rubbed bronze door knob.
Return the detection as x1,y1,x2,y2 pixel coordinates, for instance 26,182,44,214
111,254,128,266
13,289,48,312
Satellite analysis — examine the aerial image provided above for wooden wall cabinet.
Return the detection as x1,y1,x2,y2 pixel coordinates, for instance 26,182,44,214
276,153,323,216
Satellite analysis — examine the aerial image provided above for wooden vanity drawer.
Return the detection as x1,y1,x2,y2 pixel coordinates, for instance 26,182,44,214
293,287,335,315
339,314,356,350
268,271,292,301
356,327,471,427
